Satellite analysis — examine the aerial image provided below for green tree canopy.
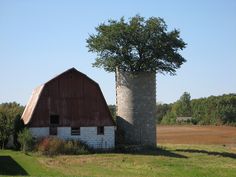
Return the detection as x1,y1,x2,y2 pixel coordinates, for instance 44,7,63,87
172,92,192,117
0,102,24,120
87,15,186,74
0,112,8,149
18,128,33,153
0,102,24,149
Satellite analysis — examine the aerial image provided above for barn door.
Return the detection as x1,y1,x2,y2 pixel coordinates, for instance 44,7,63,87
49,114,59,135
49,126,57,135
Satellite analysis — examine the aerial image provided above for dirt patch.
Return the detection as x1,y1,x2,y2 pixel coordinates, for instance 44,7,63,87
157,125,236,146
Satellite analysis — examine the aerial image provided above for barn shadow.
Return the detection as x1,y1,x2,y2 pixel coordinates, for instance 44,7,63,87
175,149,236,159
0,156,28,176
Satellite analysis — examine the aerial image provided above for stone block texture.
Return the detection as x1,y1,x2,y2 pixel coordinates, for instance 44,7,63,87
116,70,156,146
29,126,115,149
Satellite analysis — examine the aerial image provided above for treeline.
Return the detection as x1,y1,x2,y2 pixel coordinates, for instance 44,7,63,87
157,93,236,125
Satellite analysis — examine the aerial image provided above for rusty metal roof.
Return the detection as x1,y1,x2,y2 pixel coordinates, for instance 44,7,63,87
21,68,115,127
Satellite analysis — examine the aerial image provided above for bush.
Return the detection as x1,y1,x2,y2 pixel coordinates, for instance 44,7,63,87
18,128,34,153
37,137,64,156
36,137,90,156
63,139,90,155
161,111,177,125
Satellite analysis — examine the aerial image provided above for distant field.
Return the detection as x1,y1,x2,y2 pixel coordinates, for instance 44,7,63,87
157,125,236,146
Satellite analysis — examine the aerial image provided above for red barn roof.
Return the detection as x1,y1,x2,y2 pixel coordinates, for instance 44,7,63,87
21,68,115,127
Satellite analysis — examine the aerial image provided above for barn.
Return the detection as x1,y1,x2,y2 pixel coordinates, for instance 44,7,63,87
21,68,115,149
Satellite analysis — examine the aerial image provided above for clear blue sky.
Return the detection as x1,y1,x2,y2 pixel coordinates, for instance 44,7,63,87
0,0,236,105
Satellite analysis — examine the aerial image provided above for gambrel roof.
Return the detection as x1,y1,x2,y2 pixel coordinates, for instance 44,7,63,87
21,68,115,127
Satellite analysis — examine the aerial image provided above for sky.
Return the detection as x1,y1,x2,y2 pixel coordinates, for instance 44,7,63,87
0,0,236,105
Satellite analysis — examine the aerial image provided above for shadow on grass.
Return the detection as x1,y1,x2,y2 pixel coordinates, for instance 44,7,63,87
176,149,236,159
114,145,187,158
0,156,28,176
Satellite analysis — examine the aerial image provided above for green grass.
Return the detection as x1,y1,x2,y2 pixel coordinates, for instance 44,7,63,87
0,144,236,177
0,150,61,176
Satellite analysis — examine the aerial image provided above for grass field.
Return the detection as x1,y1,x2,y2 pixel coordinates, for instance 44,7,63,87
0,126,236,177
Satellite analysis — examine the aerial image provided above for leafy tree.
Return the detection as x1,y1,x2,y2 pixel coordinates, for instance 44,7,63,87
0,112,10,149
161,111,177,124
161,92,192,125
156,103,172,123
0,102,24,120
172,92,192,117
13,114,25,149
0,102,24,149
18,128,34,153
87,15,186,74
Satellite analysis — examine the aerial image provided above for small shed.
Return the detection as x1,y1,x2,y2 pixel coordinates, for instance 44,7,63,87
21,68,115,149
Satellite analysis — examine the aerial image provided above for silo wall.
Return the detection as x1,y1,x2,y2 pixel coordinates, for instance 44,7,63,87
116,70,156,146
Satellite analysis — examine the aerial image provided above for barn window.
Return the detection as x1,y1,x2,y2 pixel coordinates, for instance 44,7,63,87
97,126,104,135
50,114,59,125
71,127,80,135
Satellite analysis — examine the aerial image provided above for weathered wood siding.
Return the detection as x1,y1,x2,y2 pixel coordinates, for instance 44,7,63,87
28,69,114,127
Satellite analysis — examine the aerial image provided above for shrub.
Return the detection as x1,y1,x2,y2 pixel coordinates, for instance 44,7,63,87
37,137,64,156
36,137,90,156
63,139,90,155
36,137,50,152
161,111,177,125
18,128,34,153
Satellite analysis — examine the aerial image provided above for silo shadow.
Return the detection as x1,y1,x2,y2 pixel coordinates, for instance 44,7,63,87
115,145,187,158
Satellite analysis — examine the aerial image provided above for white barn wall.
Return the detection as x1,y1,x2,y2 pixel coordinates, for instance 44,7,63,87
29,127,49,137
29,126,115,149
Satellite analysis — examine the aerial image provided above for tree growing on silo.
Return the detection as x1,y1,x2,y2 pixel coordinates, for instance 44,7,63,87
87,15,186,146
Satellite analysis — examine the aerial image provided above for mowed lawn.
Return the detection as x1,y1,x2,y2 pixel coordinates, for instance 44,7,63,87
1,144,236,177
1,126,236,177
